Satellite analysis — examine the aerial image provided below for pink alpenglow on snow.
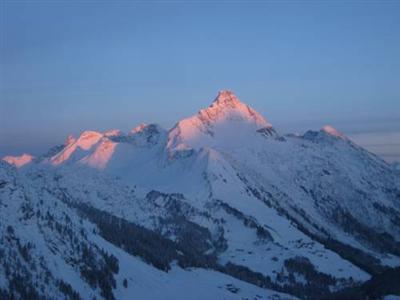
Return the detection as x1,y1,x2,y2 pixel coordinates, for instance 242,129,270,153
2,153,34,168
104,129,122,137
167,90,276,151
131,123,149,134
321,125,345,138
65,134,76,146
203,90,272,128
80,138,117,169
51,130,103,165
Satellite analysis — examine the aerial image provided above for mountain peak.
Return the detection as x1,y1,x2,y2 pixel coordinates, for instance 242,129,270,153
321,125,344,138
167,91,275,151
196,90,272,128
303,125,347,143
104,129,122,137
131,123,148,134
212,90,241,107
50,130,103,165
131,123,164,136
2,153,34,168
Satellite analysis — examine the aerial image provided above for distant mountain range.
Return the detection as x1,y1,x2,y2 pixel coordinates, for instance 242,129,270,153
1,91,399,299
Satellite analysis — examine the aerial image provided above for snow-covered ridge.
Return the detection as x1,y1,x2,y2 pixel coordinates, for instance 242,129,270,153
41,123,167,169
321,125,346,139
0,91,275,168
2,153,34,167
50,130,104,165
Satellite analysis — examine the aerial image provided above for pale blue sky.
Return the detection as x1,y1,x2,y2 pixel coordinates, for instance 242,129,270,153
1,1,399,161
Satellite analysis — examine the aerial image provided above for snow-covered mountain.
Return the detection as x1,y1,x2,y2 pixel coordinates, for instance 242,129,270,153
1,90,399,299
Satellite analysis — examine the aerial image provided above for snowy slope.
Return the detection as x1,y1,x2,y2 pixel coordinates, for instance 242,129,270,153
0,160,295,300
